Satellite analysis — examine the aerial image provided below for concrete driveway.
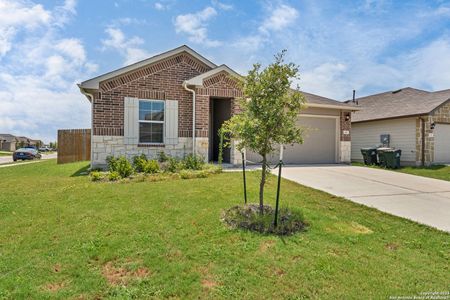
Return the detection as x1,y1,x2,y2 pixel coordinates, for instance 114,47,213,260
276,165,450,232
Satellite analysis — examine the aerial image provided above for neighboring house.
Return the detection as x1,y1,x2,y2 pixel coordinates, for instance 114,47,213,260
78,45,357,168
0,134,18,152
16,136,32,148
351,87,450,166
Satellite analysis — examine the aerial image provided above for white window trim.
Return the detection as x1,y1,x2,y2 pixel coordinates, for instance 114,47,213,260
138,99,165,145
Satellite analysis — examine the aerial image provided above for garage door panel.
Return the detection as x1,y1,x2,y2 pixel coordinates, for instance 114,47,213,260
434,124,450,163
246,116,337,165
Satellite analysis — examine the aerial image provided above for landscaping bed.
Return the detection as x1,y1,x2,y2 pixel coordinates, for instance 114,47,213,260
0,160,448,299
90,153,222,183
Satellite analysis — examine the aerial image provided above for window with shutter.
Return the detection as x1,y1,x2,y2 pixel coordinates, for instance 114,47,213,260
124,97,139,145
165,100,179,145
138,100,165,144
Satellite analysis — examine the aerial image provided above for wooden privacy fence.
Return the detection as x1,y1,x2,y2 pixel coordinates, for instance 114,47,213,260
57,129,91,164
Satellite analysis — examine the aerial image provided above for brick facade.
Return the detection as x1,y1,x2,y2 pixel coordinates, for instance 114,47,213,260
415,100,450,165
340,111,352,142
93,53,212,137
86,49,353,167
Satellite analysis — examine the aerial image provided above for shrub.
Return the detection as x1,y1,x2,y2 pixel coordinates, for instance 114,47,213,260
157,151,169,162
166,157,182,173
132,154,148,172
179,169,208,179
202,164,223,174
182,154,204,170
108,171,121,181
222,204,306,236
106,156,118,172
142,159,160,174
90,171,103,182
109,156,134,178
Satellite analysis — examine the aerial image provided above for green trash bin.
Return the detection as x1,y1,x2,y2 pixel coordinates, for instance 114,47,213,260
361,148,378,165
383,149,402,169
376,147,390,167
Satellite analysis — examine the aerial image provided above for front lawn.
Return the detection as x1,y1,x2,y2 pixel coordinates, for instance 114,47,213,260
353,162,450,182
0,151,12,156
0,160,448,299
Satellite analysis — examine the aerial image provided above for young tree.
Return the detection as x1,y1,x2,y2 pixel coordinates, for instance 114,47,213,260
223,51,305,214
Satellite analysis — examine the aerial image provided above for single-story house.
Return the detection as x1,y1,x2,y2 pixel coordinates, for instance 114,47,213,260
351,87,450,166
0,134,18,152
78,45,357,168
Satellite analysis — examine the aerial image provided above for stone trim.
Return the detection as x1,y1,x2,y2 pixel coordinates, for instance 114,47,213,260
100,54,211,92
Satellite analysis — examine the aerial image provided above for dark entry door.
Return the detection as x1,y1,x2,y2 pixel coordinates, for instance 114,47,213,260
211,98,231,162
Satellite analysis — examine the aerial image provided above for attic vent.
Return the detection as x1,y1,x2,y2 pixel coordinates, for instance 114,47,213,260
392,89,403,94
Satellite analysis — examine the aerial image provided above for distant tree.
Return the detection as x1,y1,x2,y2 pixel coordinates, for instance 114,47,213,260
222,50,305,214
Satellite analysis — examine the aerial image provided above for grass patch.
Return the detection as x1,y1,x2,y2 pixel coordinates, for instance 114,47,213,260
0,151,12,156
353,162,450,182
0,160,448,299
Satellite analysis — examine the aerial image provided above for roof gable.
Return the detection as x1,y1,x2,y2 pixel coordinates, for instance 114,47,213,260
184,65,241,87
79,45,216,90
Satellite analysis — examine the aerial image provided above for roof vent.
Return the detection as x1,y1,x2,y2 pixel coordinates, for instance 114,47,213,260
392,89,403,94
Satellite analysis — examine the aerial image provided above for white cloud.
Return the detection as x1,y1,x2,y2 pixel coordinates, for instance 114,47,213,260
174,6,221,47
233,4,298,52
212,0,233,11
0,0,96,142
102,27,152,65
154,2,165,11
55,38,86,64
300,63,350,99
259,4,299,33
396,37,450,91
0,0,51,57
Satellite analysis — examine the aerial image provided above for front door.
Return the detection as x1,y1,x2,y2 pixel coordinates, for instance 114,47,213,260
210,98,231,162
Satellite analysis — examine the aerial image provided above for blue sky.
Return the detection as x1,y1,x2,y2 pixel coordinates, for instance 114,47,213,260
0,0,450,142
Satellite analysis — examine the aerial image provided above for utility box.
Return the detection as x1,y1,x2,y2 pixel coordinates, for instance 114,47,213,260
380,134,390,147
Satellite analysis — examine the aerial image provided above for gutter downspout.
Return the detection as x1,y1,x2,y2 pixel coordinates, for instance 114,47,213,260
78,84,95,169
420,117,425,167
183,82,196,155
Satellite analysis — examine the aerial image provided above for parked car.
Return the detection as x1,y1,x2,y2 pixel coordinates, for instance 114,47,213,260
38,146,51,152
23,145,37,150
13,148,41,161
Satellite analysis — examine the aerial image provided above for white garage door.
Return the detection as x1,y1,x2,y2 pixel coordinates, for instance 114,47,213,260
246,116,338,165
434,124,450,163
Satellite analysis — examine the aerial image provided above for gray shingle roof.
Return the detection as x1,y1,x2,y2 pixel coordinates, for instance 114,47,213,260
351,87,450,123
0,134,17,142
302,91,356,108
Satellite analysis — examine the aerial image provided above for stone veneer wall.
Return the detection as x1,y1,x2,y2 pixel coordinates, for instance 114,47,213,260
415,101,450,165
92,135,192,168
340,141,351,163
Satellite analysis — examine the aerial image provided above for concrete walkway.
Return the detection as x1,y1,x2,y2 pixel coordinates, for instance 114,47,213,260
275,165,450,232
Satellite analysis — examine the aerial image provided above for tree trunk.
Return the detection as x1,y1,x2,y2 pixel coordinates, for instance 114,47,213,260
259,155,267,215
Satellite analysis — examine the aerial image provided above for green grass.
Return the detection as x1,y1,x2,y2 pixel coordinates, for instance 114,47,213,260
0,160,448,299
0,151,12,156
353,162,450,182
